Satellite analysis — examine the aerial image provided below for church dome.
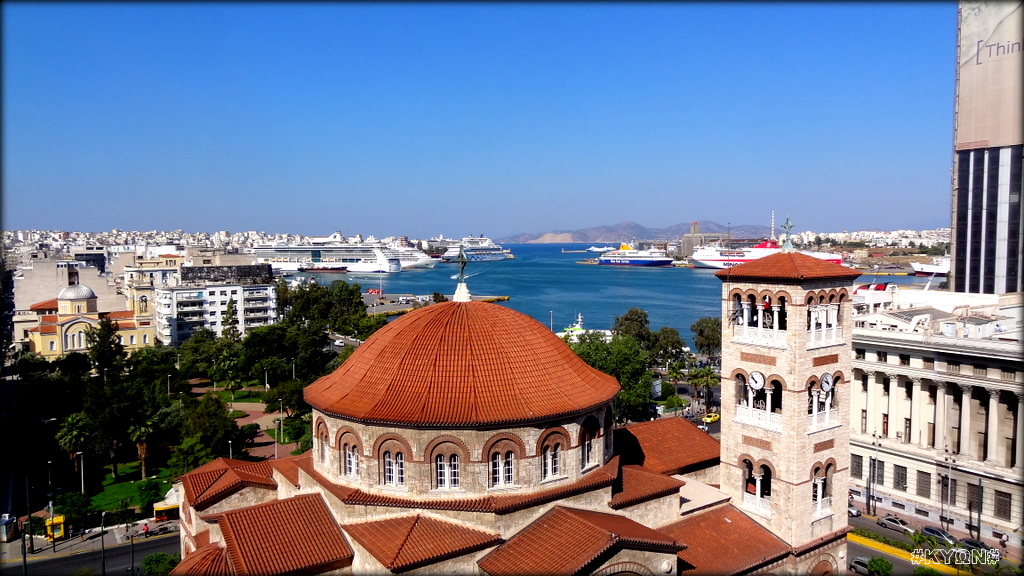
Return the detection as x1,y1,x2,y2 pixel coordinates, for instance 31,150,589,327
305,300,619,427
57,284,97,300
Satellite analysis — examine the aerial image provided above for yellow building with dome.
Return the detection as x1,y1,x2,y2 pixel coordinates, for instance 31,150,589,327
26,282,155,360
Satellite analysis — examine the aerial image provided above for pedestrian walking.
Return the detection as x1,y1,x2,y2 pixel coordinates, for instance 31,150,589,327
142,523,149,538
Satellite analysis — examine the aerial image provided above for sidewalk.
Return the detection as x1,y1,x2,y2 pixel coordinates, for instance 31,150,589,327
0,518,179,565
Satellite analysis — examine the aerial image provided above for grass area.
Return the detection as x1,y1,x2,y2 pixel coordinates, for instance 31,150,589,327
90,461,174,513
208,389,262,403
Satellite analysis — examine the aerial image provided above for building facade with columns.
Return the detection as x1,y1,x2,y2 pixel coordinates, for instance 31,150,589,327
848,286,1022,547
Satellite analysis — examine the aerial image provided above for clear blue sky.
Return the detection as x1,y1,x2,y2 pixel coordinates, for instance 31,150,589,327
3,2,957,239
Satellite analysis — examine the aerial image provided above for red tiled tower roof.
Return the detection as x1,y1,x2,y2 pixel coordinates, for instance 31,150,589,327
343,514,502,572
714,251,862,283
305,301,620,426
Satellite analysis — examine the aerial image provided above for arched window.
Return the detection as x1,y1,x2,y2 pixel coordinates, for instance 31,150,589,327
347,444,359,477
491,450,516,488
449,454,460,488
580,415,600,471
143,334,149,344
49,340,56,351
503,451,514,485
130,335,136,345
395,452,405,485
383,451,395,485
543,443,560,479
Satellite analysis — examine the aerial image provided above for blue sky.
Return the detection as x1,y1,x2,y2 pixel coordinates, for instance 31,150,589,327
3,2,957,239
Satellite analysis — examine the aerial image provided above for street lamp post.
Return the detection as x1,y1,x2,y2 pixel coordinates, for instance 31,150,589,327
100,511,106,576
943,448,955,531
47,460,56,552
869,431,882,516
549,310,553,332
77,452,84,493
228,440,233,459
276,398,282,459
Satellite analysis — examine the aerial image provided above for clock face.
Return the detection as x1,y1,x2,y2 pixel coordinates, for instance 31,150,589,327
820,373,834,392
749,371,765,390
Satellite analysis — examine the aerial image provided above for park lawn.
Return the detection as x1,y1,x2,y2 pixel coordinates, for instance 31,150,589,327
90,461,174,512
208,389,262,403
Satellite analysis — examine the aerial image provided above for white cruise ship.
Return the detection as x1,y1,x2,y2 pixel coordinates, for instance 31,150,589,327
440,236,514,262
690,240,842,269
252,241,401,273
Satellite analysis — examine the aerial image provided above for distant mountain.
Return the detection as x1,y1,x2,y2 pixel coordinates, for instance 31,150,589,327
498,221,772,243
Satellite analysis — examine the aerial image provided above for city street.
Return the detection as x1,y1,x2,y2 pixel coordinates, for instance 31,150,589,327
0,532,178,576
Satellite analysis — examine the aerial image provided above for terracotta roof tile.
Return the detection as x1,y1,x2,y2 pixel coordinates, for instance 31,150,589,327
101,310,135,320
179,458,277,510
478,506,684,576
343,514,501,572
269,452,308,487
714,251,862,283
338,456,619,515
29,298,59,311
609,465,684,509
216,493,352,576
305,301,619,427
169,542,232,576
40,314,59,322
659,504,790,574
614,418,720,474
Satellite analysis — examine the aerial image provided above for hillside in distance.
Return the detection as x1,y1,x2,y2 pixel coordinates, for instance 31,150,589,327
498,221,772,244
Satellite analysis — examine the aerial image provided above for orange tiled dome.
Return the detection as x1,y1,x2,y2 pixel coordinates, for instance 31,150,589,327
305,301,620,426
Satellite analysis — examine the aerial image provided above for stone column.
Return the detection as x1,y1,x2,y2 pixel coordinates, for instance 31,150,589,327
824,390,833,426
935,383,947,452
958,385,972,458
911,378,923,447
765,387,774,415
986,389,999,465
886,373,900,440
808,306,817,346
830,304,839,341
865,371,878,436
815,477,824,514
812,389,820,427
743,302,751,328
819,306,828,342
1016,394,1023,470
754,473,763,499
771,305,780,342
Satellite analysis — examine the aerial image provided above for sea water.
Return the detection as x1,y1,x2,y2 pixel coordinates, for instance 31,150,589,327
311,243,933,339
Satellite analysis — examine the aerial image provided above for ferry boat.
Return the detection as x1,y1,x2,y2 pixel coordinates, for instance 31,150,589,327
689,240,842,269
387,242,439,269
555,313,613,343
910,255,950,277
597,244,674,267
440,236,514,262
252,241,401,273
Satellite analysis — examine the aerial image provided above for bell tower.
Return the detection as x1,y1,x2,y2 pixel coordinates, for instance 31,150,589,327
715,229,861,572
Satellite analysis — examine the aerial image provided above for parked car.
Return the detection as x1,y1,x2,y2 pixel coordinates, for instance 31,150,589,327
847,505,861,517
959,538,994,552
920,525,958,547
849,556,870,575
702,413,720,423
697,425,709,433
877,515,914,535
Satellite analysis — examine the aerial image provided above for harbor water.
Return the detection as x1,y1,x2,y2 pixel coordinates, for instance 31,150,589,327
302,243,935,337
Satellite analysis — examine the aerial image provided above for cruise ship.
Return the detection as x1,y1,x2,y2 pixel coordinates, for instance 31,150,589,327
597,244,674,267
689,240,842,269
251,241,401,273
440,236,514,262
387,241,439,269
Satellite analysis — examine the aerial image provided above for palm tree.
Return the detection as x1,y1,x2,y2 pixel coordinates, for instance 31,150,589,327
128,421,155,480
56,412,92,473
687,366,720,408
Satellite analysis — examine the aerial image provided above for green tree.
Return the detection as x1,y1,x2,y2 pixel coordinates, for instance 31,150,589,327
85,319,133,480
688,366,720,407
222,299,241,342
55,492,93,527
569,332,652,423
866,556,893,576
649,326,687,367
56,412,94,473
432,292,448,303
86,317,127,377
136,478,165,516
612,308,651,349
690,316,722,359
128,420,156,480
176,328,218,379
142,553,180,576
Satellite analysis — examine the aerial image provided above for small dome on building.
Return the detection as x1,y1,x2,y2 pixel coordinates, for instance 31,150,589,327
305,300,620,427
57,284,97,300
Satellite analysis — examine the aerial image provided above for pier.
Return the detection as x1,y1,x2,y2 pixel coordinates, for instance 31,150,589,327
364,293,509,317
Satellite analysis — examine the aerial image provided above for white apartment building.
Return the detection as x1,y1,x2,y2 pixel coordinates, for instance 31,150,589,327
848,286,1022,547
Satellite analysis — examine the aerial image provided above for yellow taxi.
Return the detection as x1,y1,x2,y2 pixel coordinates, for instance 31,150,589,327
701,413,720,424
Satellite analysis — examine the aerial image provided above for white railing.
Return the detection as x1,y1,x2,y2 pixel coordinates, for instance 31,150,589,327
808,326,844,349
812,496,832,518
808,409,840,432
732,325,788,349
733,408,782,432
743,493,772,517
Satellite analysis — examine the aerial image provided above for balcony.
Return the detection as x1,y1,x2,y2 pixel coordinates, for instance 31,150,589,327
733,407,782,432
742,493,772,517
807,326,844,349
731,325,788,349
808,409,840,433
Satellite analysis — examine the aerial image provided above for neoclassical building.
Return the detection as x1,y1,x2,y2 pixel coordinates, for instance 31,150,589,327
170,275,851,575
848,287,1022,548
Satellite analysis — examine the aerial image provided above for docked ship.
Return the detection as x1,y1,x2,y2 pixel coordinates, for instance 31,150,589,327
597,244,674,267
252,241,401,273
910,255,950,276
689,240,842,269
387,241,439,269
440,236,514,262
